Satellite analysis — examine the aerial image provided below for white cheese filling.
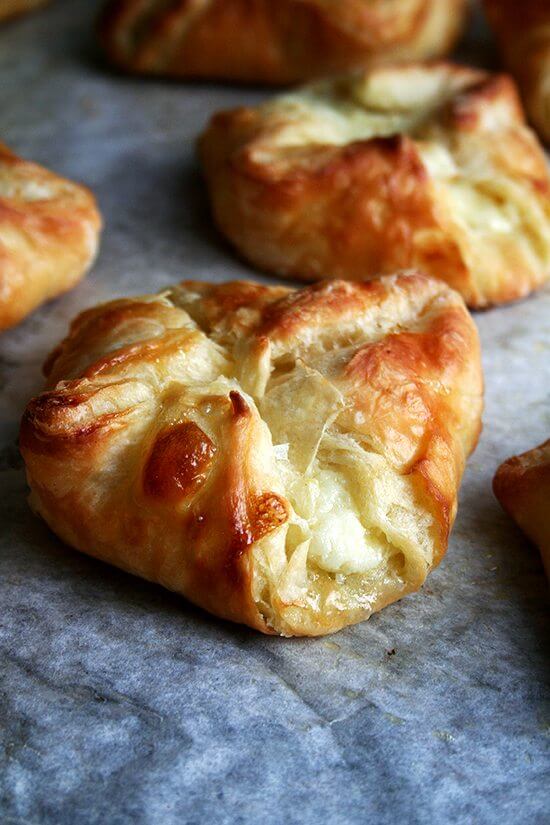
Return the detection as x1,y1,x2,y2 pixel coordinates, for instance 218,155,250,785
262,74,536,241
281,465,386,576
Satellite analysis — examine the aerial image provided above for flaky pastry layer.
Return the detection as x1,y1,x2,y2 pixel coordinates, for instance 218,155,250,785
200,62,550,309
20,272,483,636
493,439,550,579
98,0,467,85
0,143,102,331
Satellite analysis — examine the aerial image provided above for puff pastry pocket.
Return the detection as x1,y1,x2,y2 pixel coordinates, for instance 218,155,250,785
485,0,550,144
20,272,483,636
493,439,550,579
0,143,102,331
98,0,468,85
200,62,550,309
0,0,48,23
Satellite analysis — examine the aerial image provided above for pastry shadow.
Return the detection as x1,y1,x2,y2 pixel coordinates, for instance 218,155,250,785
97,150,287,289
179,162,238,260
462,493,549,665
179,161,290,288
14,504,261,645
96,150,247,278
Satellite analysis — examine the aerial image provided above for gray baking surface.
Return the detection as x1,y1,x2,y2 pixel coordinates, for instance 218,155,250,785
0,2,549,823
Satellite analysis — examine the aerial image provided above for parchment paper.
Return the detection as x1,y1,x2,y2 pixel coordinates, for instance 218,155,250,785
0,2,548,822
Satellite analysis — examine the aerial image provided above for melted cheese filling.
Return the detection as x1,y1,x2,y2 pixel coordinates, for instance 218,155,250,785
288,467,385,575
418,143,517,234
276,451,395,579
267,91,422,150
260,71,547,244
266,70,463,150
262,359,435,590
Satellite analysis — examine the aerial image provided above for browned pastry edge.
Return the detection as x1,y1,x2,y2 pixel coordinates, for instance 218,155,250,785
0,142,102,331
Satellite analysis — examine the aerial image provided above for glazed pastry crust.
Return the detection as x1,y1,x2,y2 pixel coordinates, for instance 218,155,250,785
0,0,48,23
0,143,101,331
199,62,550,309
20,272,483,636
485,0,550,143
493,440,550,578
98,0,468,85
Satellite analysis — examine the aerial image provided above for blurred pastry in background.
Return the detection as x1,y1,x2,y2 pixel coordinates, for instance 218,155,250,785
19,271,482,636
98,0,468,85
493,439,550,579
200,62,550,309
0,0,48,23
0,143,102,331
485,0,550,144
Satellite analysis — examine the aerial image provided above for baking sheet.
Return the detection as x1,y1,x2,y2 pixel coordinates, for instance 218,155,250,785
0,2,549,822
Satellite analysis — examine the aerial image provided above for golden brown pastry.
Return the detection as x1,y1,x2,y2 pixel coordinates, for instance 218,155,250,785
493,440,550,578
201,62,550,310
0,143,101,331
20,272,483,636
98,0,468,85
0,0,48,23
485,0,550,144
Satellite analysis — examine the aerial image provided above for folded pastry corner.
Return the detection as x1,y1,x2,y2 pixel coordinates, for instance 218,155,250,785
20,272,483,636
200,61,550,309
0,142,102,331
493,439,550,578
